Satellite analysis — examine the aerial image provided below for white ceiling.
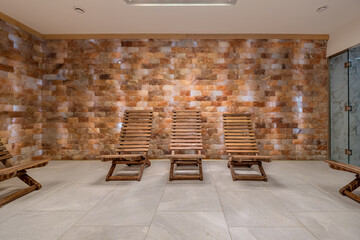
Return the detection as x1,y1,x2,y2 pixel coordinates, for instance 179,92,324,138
0,0,360,34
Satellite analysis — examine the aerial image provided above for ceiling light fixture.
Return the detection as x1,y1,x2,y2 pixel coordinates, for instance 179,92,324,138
124,0,237,6
316,5,329,13
74,6,86,14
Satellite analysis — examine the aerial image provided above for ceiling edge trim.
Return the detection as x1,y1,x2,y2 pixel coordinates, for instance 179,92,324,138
43,33,329,40
0,11,43,39
0,11,329,41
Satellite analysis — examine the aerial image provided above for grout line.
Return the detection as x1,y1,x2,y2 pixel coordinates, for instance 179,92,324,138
56,175,118,240
267,190,320,240
143,164,169,240
211,164,234,240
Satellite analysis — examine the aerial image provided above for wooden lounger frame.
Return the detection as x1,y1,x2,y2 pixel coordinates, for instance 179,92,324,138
325,160,360,203
223,113,272,181
0,140,49,207
167,110,205,181
101,110,153,181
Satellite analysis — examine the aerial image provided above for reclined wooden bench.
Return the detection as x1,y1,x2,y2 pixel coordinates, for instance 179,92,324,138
223,113,272,181
100,110,153,181
167,110,205,181
0,140,49,207
325,160,360,203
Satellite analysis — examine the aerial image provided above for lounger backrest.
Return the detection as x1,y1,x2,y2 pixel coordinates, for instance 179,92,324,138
115,110,153,155
0,140,14,168
223,113,260,155
170,110,203,154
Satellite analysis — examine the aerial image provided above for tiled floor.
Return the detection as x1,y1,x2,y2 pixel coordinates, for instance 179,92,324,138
0,160,359,240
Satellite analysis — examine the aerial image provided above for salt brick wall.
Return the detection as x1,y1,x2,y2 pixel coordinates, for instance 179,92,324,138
0,20,44,163
42,39,329,160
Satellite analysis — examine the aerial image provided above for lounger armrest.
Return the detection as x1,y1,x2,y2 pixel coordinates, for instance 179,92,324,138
166,154,206,159
100,154,145,161
325,160,360,175
0,159,49,176
230,155,273,162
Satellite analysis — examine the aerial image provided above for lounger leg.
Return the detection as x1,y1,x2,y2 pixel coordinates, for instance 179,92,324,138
258,162,268,182
145,157,151,167
230,161,268,181
17,170,42,190
169,159,175,181
0,170,42,207
339,175,360,203
106,161,117,181
137,161,146,181
199,159,203,181
229,162,237,181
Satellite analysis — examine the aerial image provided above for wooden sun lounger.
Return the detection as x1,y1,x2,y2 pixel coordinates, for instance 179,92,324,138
325,160,360,203
223,113,272,181
0,140,49,207
100,110,153,181
167,110,205,181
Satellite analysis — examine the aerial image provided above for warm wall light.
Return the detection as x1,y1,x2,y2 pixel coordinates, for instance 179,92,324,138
124,0,237,6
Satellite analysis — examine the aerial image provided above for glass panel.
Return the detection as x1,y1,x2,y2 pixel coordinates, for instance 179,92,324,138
349,45,360,166
330,52,349,163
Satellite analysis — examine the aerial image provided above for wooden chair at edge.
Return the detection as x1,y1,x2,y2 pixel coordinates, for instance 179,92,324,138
325,160,360,203
0,140,49,207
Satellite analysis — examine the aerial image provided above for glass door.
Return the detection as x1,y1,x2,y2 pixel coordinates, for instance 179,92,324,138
349,44,360,166
329,51,349,164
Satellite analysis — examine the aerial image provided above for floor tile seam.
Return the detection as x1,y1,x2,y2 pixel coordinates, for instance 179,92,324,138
58,183,119,240
143,178,167,240
227,226,317,229
67,225,150,228
290,210,357,213
156,210,224,212
0,181,76,226
212,169,234,240
269,191,320,240
56,210,90,240
307,180,347,196
226,224,320,231
17,209,90,213
162,185,217,189
217,189,271,193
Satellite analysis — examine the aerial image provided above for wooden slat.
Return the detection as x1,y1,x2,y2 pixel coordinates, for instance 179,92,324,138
227,150,259,153
116,148,149,152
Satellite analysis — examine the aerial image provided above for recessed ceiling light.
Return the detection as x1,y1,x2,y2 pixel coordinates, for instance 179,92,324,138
316,5,329,13
124,0,237,6
74,6,86,14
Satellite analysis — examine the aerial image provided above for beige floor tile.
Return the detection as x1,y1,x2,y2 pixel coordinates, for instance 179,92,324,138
146,212,231,240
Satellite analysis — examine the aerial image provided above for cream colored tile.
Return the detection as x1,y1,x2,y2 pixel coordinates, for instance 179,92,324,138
295,212,360,240
0,210,85,240
59,226,148,240
146,212,231,240
229,227,317,240
219,191,301,227
77,189,163,226
159,185,221,211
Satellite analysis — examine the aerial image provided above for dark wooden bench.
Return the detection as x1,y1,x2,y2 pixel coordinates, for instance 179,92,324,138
100,110,153,181
223,113,272,181
325,160,360,203
0,140,49,207
167,110,205,181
